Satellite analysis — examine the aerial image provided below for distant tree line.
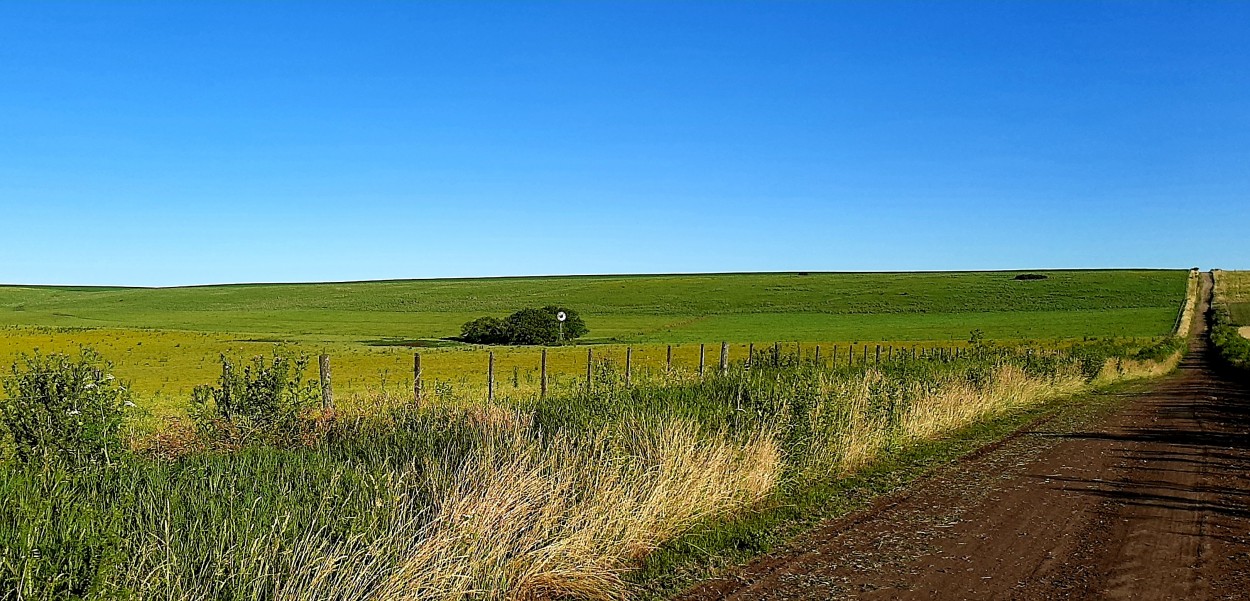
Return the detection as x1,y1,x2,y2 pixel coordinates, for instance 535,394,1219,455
460,306,588,345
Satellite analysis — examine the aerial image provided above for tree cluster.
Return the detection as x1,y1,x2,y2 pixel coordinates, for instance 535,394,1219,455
460,306,588,345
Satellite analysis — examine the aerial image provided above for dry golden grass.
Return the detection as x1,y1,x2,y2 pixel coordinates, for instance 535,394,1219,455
1214,269,1250,304
373,420,779,601
1174,268,1201,338
900,363,1085,442
1092,351,1182,385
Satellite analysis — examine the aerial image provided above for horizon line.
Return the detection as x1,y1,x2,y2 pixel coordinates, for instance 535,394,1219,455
0,266,1198,291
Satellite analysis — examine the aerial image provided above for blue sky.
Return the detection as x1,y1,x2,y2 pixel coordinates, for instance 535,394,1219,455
1,1,1246,286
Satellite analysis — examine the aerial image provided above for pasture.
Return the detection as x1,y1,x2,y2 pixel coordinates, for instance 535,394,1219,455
0,270,1187,416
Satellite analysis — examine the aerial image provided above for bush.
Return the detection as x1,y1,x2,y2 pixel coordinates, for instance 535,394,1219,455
190,352,321,447
1211,307,1250,372
460,316,509,344
0,349,132,465
460,306,588,345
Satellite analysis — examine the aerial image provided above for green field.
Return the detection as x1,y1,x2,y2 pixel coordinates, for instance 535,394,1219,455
1216,271,1250,325
0,270,1186,342
0,269,1188,416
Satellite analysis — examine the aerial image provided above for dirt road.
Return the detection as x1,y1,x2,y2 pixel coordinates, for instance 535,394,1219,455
680,275,1249,600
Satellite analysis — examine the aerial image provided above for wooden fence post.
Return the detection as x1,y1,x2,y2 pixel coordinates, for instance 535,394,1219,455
540,348,548,399
318,354,334,409
626,347,633,387
699,344,706,378
864,345,869,364
488,351,495,402
773,342,781,367
815,345,821,366
849,345,854,367
587,348,594,391
796,342,802,362
747,343,754,370
666,345,673,372
875,345,881,364
720,342,729,375
413,353,423,404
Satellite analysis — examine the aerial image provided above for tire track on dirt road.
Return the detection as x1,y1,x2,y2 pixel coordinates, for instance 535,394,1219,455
679,273,1250,600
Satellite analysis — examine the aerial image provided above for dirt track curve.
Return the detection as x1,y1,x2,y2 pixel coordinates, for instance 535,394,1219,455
680,274,1250,600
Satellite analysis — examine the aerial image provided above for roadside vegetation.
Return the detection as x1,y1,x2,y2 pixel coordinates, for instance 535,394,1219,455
1,332,1186,600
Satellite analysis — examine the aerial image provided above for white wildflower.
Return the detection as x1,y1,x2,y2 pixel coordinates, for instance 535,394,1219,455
67,409,81,416
124,400,136,408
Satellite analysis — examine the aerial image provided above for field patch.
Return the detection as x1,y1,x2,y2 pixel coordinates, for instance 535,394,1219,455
1230,303,1250,327
0,270,1188,417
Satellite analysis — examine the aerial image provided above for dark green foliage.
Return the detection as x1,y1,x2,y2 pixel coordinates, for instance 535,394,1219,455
0,350,131,466
189,352,319,445
460,306,588,345
1131,336,1185,362
459,316,509,344
1211,307,1250,372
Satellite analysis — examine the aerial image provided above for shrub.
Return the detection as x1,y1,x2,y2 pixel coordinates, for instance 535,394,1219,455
190,352,320,447
1211,307,1250,372
0,349,132,465
460,306,588,345
460,316,509,344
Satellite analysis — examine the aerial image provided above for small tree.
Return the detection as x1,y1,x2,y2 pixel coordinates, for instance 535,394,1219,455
504,308,561,345
460,316,510,344
0,350,132,465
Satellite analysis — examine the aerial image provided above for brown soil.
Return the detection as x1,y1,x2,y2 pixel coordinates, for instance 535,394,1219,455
678,274,1250,600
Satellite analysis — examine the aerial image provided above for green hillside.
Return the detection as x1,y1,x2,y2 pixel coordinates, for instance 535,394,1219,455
0,270,1187,342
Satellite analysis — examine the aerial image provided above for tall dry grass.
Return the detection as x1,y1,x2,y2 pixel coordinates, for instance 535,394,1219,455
899,363,1085,441
4,339,1186,601
111,411,779,601
375,419,778,601
1175,268,1201,339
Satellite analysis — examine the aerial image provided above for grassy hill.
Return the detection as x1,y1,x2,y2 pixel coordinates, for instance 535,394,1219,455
0,269,1187,343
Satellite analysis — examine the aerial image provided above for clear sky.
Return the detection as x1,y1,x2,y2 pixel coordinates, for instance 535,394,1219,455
1,1,1246,286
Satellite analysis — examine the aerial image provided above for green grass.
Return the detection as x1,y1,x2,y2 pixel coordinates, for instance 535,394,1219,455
0,270,1187,342
0,270,1188,417
1229,303,1250,326
0,337,1180,600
